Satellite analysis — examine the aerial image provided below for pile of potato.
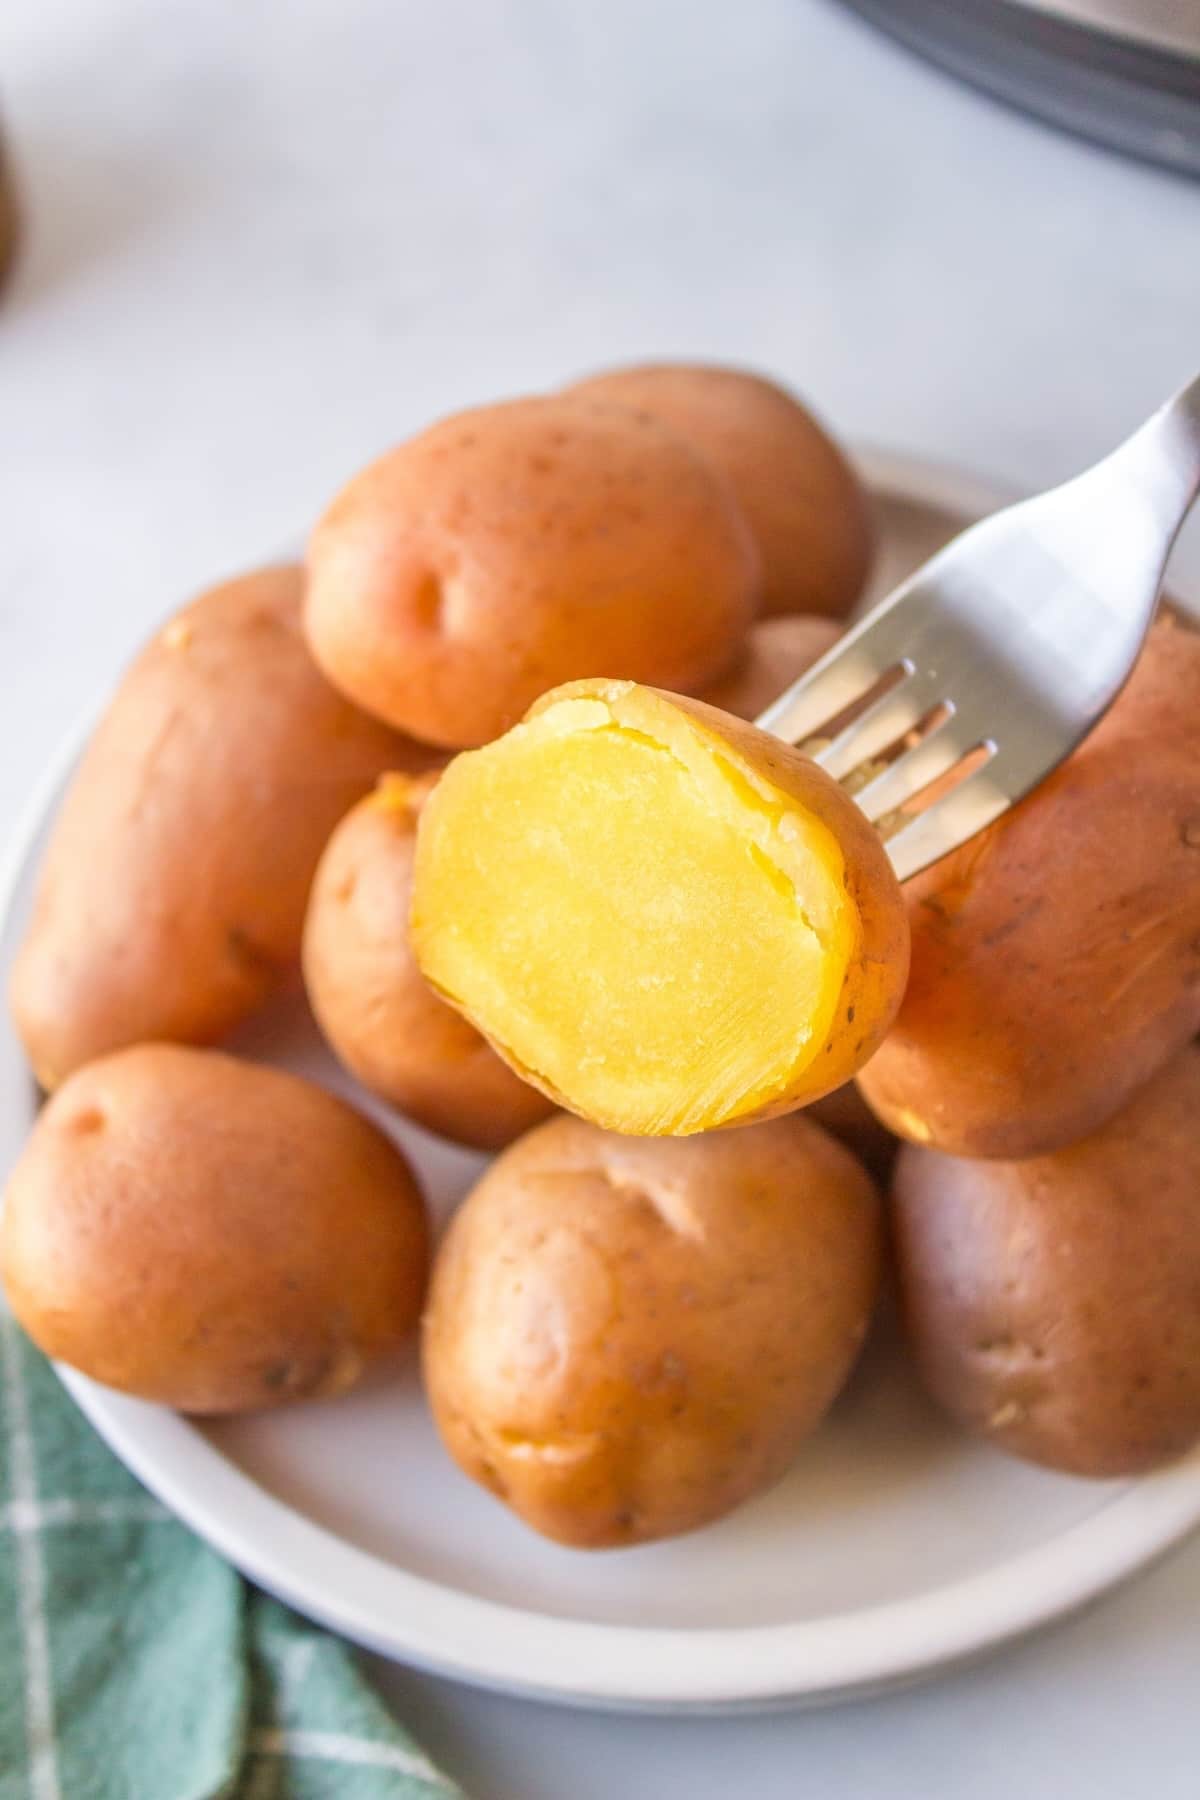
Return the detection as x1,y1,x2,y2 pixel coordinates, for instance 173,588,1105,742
4,361,1200,1554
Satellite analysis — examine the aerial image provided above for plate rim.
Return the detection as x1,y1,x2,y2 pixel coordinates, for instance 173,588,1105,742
7,446,1200,1714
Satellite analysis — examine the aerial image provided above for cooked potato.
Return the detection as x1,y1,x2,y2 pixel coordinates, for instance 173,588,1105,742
304,396,759,749
303,773,555,1150
1,1046,429,1414
701,613,841,721
892,1044,1200,1477
412,680,909,1135
859,613,1200,1158
566,362,873,619
424,1112,882,1546
10,566,432,1090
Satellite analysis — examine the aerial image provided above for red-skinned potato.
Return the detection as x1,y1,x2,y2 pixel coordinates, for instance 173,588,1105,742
892,1044,1200,1477
1,1046,429,1415
858,613,1200,1158
412,680,910,1136
424,1112,883,1547
303,773,555,1150
304,396,760,748
10,566,433,1090
566,362,873,619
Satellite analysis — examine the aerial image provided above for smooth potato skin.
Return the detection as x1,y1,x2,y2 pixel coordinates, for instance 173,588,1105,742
304,397,760,748
892,1046,1200,1477
566,363,873,619
303,776,554,1150
701,613,841,722
10,566,432,1090
424,1113,882,1546
859,616,1200,1158
1,1046,429,1414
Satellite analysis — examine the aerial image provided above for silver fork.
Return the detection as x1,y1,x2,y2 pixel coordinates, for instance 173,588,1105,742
757,372,1200,880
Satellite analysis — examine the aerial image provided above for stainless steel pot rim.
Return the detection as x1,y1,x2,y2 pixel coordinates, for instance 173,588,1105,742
1003,0,1200,63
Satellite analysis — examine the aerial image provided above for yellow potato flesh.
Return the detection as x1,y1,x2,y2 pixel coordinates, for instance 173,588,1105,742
412,685,855,1135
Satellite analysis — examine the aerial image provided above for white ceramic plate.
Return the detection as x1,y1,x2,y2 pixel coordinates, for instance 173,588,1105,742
3,450,1200,1715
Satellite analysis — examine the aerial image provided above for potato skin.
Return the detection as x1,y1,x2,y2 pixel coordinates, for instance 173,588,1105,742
424,1113,882,1546
10,566,431,1090
303,775,555,1150
892,1045,1200,1477
566,363,873,619
1,1046,429,1414
304,396,759,748
701,613,841,722
859,615,1200,1158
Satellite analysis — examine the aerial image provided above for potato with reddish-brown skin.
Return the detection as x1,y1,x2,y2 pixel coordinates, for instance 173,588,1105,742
1,1046,429,1414
892,1044,1200,1478
858,613,1200,1159
412,680,910,1136
10,566,433,1091
303,773,555,1150
424,1112,882,1547
701,613,841,721
304,396,760,749
566,363,873,619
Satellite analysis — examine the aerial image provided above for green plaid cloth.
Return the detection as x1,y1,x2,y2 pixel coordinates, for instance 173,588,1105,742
0,1310,461,1800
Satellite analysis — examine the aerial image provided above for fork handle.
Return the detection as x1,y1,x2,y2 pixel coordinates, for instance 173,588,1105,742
1107,369,1200,541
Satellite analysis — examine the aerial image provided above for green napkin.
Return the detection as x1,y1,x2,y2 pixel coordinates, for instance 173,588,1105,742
0,1310,461,1800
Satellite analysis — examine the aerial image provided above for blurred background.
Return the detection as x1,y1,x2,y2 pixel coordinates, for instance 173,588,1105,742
3,3,1198,783
1,3,1198,1795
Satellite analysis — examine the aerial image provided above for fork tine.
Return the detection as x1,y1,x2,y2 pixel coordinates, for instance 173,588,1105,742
882,758,1007,882
852,712,972,823
759,375,1200,880
814,671,944,781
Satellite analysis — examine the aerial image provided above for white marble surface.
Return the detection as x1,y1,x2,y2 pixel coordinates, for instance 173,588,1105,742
2,0,1199,1793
